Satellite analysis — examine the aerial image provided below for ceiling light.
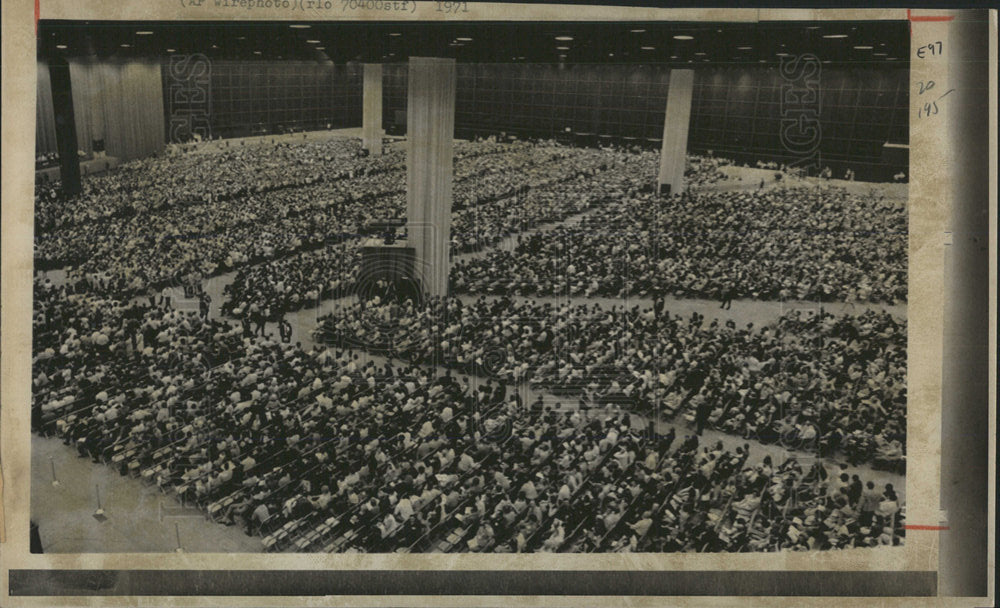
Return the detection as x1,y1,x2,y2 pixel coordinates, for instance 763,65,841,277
316,47,325,50
695,52,706,56
670,55,678,59
555,36,573,41
886,57,898,61
120,44,131,48
673,35,693,40
56,44,68,49
806,26,821,30
289,24,310,29
166,48,176,53
456,37,472,42
737,46,752,50
873,52,888,56
759,59,767,63
136,31,153,35
641,46,655,50
823,34,848,39
237,36,246,40
854,45,873,50
254,51,262,55
389,32,402,36
557,46,570,50
630,28,646,33
776,52,790,56
608,52,614,57
307,39,321,44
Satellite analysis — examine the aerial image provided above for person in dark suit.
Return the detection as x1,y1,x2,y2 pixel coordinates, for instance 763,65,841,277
652,296,665,321
719,283,734,310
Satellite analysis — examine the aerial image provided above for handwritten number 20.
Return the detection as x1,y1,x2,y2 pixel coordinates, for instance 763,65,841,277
917,81,935,95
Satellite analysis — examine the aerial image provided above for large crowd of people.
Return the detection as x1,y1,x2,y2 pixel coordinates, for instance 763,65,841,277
32,276,904,553
31,135,907,553
35,139,634,300
451,184,907,304
314,297,906,471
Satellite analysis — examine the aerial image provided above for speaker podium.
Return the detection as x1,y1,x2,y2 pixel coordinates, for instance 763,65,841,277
358,222,421,302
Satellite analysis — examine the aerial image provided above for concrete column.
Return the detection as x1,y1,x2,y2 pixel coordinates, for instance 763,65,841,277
405,57,456,297
657,69,694,196
48,57,82,195
362,63,383,156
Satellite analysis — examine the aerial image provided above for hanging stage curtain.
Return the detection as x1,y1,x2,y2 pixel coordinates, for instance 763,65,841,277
68,59,166,161
36,61,58,156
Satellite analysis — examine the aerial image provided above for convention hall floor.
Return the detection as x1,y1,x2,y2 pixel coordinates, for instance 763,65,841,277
30,140,907,553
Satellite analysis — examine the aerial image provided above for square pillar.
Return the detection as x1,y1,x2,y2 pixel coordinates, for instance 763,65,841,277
406,57,456,297
48,57,82,195
362,63,383,156
657,69,694,195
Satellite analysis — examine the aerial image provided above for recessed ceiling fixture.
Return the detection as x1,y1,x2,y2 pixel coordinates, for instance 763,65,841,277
673,35,693,40
854,45,873,50
556,46,569,50
873,52,888,56
670,55,678,59
120,43,131,48
306,39,320,44
289,24,310,29
775,52,790,56
694,52,706,56
254,50,262,55
737,46,752,50
389,32,402,36
56,44,68,49
886,57,898,61
555,36,573,41
456,37,473,41
316,47,325,50
136,31,153,35
823,34,848,39
630,28,646,33
166,48,176,53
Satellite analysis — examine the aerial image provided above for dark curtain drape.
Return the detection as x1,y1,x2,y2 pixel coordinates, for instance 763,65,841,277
36,61,58,156
67,59,166,161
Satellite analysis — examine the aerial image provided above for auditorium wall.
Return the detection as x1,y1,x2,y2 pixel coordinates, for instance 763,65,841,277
35,59,166,162
36,58,907,179
179,60,362,140
35,63,58,156
384,62,908,180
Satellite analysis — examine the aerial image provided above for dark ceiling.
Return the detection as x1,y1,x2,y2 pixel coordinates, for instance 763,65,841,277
38,20,910,66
